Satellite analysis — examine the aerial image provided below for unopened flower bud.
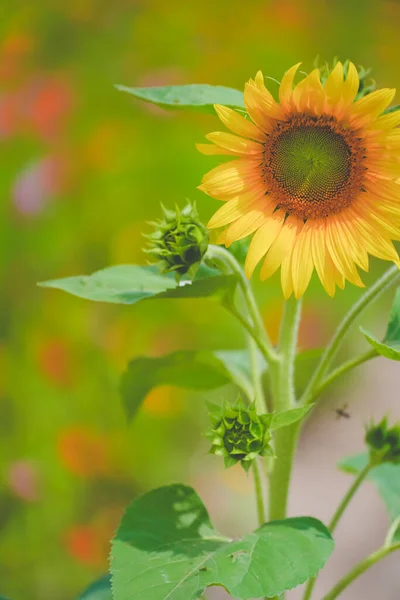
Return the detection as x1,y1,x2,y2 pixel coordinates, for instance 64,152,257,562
145,202,208,281
207,399,274,472
365,417,400,464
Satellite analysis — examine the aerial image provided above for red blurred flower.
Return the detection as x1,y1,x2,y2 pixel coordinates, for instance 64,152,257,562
64,525,106,567
57,427,113,478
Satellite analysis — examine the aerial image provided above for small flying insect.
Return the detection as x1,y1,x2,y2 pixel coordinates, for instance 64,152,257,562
335,404,351,420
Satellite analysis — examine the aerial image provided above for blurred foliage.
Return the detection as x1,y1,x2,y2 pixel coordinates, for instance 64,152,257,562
1,0,400,598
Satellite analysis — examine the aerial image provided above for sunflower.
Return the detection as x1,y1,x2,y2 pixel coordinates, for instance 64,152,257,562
197,63,400,298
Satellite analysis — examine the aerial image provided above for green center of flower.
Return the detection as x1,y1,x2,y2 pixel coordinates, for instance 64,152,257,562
270,125,351,203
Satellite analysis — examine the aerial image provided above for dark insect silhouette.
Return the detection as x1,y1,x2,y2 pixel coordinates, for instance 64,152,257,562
335,404,351,419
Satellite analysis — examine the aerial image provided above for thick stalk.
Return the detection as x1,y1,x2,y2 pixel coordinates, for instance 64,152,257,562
302,462,372,600
268,298,302,522
300,265,400,407
321,543,400,600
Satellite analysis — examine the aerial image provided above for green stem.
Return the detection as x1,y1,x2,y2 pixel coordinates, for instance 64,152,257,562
321,542,400,600
268,298,302,523
384,516,400,547
302,462,372,600
253,458,266,525
249,333,265,414
310,348,377,401
228,303,275,371
205,245,278,366
300,264,400,407
329,462,372,533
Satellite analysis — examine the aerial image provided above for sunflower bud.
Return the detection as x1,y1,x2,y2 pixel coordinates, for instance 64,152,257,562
207,399,274,472
145,202,209,281
318,58,376,99
365,417,400,464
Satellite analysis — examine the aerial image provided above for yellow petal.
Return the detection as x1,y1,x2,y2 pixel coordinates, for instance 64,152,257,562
260,217,303,281
207,192,261,229
291,227,314,298
311,224,336,297
365,176,400,201
225,206,268,246
217,229,227,244
350,209,400,263
341,62,359,105
244,211,285,278
324,61,344,105
206,132,263,155
371,110,400,131
196,143,237,156
280,251,294,299
244,83,282,131
350,88,396,124
200,159,261,199
367,157,400,179
279,63,301,108
326,220,364,287
338,218,369,270
292,68,325,113
214,104,266,142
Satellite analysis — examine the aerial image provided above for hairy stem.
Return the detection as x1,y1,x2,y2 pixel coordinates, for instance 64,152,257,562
300,265,400,407
321,542,400,600
269,298,303,523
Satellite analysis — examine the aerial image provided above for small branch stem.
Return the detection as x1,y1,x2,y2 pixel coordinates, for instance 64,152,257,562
310,348,377,402
321,543,400,600
205,245,279,367
300,265,400,407
384,516,400,548
253,458,266,526
302,462,372,600
228,303,275,370
329,462,372,534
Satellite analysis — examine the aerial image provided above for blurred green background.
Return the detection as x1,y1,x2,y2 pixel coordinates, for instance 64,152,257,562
1,1,400,598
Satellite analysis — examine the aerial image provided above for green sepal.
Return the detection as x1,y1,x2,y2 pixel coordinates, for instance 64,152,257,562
361,288,400,361
365,417,400,464
145,201,209,281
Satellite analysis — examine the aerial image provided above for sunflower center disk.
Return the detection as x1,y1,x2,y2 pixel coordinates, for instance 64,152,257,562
263,117,365,220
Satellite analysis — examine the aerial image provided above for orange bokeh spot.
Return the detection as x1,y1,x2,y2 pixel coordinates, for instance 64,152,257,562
36,338,75,388
64,525,107,567
65,505,125,567
57,427,112,477
263,301,328,349
143,386,184,416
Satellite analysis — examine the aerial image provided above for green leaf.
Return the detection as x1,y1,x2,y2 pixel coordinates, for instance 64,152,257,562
39,265,238,306
78,576,112,599
339,453,400,527
270,405,314,430
111,484,334,600
360,288,400,360
120,349,265,420
115,84,245,114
